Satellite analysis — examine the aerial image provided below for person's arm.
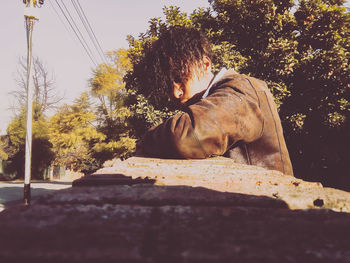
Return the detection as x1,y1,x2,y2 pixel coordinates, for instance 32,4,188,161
138,77,264,158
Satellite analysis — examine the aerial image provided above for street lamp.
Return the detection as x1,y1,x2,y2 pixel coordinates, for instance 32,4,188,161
22,0,44,205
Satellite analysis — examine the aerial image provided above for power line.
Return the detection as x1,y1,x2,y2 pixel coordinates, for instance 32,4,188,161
76,0,107,63
48,0,107,66
51,0,97,66
58,0,99,65
48,0,78,45
71,0,107,64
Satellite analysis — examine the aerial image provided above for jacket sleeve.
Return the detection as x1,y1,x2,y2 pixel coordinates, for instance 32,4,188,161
139,77,264,159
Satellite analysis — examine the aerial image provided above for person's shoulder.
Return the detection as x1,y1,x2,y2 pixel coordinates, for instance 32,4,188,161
210,69,240,87
217,71,268,91
212,70,251,89
208,70,270,100
224,70,265,84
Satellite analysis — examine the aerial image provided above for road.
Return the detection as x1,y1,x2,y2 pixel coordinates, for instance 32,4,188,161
0,181,72,211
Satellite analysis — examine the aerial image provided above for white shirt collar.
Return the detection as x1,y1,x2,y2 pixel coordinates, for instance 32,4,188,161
202,68,228,98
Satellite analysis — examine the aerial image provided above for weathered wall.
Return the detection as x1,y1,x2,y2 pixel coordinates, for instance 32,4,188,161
93,157,350,212
1,157,350,262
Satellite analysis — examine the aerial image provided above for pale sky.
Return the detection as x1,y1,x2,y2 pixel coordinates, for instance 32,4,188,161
0,0,349,135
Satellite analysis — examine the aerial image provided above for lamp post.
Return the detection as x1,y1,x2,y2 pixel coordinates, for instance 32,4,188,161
22,0,44,205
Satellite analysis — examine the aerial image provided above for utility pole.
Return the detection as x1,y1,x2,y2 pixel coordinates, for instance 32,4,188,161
22,0,44,205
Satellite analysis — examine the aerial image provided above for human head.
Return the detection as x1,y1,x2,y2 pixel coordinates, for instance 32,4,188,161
138,26,213,108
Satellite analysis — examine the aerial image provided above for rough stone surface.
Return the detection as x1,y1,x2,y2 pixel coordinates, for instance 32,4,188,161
91,157,350,212
1,157,350,262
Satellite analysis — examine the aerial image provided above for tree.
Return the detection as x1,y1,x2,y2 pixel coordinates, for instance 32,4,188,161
282,0,350,185
11,56,63,115
4,104,54,179
90,49,131,122
3,56,63,179
89,49,136,162
49,92,105,173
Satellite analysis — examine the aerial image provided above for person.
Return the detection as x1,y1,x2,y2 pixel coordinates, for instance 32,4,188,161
136,26,293,176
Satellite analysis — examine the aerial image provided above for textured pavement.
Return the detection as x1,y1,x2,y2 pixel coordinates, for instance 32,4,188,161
0,181,72,211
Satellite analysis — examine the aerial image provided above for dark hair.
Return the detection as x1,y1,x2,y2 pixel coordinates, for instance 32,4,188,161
135,26,212,105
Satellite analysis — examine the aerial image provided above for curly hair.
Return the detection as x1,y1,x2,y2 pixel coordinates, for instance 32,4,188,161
135,26,213,105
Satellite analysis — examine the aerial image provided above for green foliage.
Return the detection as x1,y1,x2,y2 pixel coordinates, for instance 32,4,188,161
126,92,177,138
4,104,54,179
211,41,248,73
0,137,8,161
163,6,193,27
125,1,350,187
281,0,350,184
91,103,136,162
90,49,131,97
49,92,105,172
92,134,136,161
89,49,136,163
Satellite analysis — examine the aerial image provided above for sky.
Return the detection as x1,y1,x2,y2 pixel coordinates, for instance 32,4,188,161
0,0,210,134
0,0,349,135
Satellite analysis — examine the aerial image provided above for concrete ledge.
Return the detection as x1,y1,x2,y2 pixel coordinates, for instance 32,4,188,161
92,157,350,212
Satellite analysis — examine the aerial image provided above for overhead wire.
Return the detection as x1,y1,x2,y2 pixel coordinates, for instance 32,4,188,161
76,0,106,63
48,0,107,66
71,0,107,64
50,0,98,66
48,0,78,46
58,0,99,65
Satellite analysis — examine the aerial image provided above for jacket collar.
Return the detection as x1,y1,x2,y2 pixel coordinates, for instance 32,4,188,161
202,68,228,99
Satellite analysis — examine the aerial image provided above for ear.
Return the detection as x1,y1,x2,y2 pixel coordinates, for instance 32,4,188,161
202,55,212,72
173,82,184,99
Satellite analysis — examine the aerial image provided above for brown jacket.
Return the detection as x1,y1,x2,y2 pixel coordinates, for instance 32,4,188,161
139,69,293,176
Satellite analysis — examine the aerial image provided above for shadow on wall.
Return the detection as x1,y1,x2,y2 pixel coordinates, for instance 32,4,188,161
71,174,289,208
